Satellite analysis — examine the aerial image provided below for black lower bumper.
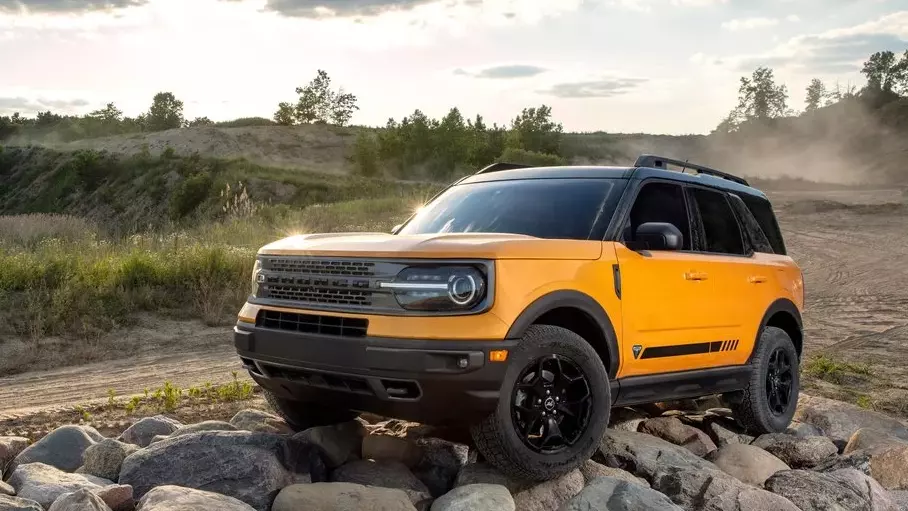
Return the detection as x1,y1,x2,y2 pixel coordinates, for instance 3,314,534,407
234,324,517,425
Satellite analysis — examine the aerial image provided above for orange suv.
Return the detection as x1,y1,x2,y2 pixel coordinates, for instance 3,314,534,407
233,155,805,481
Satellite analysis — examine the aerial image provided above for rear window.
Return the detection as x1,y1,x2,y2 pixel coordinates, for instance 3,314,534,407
397,178,621,240
739,194,786,255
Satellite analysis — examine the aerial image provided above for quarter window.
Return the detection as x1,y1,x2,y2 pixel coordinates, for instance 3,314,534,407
688,188,745,255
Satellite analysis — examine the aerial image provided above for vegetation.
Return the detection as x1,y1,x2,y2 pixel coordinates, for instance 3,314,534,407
804,354,873,384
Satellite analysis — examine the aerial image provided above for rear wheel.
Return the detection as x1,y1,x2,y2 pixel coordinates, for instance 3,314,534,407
263,389,360,431
732,326,800,434
470,325,611,481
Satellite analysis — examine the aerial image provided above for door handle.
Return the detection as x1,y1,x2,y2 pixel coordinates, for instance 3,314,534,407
684,272,709,281
749,275,768,284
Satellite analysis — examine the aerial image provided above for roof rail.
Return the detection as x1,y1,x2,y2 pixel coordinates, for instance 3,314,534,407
634,154,749,187
476,162,535,174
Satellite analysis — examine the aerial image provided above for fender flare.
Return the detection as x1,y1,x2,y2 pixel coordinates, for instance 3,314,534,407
505,290,620,378
749,298,803,362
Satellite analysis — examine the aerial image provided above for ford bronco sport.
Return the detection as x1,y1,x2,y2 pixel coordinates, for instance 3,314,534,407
233,154,804,481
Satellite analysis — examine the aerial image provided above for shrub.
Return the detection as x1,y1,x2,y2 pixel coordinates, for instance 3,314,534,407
169,173,213,219
352,132,380,177
498,147,566,167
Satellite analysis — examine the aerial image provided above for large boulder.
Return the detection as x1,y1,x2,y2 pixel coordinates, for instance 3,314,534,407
559,476,681,511
14,427,103,473
794,394,908,450
272,482,415,511
229,409,294,435
608,408,647,433
597,430,716,481
579,460,648,488
47,489,111,511
844,428,908,455
7,463,115,509
706,421,754,448
411,438,471,498
294,421,365,469
512,469,584,511
134,485,255,511
117,416,182,448
0,438,30,478
764,468,898,511
0,482,12,496
169,421,238,438
331,460,431,507
705,443,789,486
0,494,44,511
651,466,799,511
639,417,717,457
119,430,326,511
362,436,424,468
817,441,908,490
430,484,514,511
452,464,528,494
751,433,838,469
82,440,139,482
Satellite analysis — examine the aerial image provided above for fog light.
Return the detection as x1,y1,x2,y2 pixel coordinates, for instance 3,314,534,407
457,357,469,369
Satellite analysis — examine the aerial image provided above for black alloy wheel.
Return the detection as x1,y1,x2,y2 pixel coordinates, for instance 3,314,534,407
765,346,794,416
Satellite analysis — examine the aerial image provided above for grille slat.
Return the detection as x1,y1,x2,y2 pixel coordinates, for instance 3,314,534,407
267,258,376,276
257,310,368,338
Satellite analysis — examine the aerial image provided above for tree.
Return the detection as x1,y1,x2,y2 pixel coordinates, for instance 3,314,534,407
804,78,827,112
145,92,185,132
736,67,789,122
712,107,743,135
507,105,563,155
273,102,295,126
187,116,214,127
284,70,359,126
330,88,359,127
89,102,123,123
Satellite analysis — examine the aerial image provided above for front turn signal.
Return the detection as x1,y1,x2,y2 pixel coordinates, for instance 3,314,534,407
489,350,509,362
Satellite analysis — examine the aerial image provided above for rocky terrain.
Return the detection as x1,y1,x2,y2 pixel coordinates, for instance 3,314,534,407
3,392,908,511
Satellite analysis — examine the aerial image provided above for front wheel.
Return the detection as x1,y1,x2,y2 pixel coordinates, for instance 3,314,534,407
470,325,611,481
263,389,360,432
731,326,800,435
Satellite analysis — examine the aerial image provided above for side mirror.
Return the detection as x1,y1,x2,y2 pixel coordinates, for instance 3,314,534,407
628,222,683,251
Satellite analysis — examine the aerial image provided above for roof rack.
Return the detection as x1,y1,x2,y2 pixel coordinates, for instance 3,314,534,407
634,154,749,187
475,162,535,174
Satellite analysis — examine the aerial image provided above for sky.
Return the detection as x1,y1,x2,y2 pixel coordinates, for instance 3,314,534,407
0,0,906,135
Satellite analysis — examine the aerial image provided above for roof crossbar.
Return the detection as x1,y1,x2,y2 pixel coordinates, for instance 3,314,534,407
634,154,749,187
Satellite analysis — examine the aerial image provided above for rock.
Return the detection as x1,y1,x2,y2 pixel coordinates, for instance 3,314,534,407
82,440,139,482
706,443,790,486
134,485,255,511
272,482,415,511
844,428,908,455
817,441,908,490
430,484,514,511
751,433,838,468
294,421,365,469
579,460,648,488
8,463,115,509
332,460,431,506
117,416,182,448
412,438,471,497
609,408,647,432
795,394,908,450
453,463,527,494
639,417,717,456
764,468,898,511
889,490,908,510
831,467,899,511
119,430,326,511
786,421,825,438
0,495,44,511
47,489,111,511
363,436,424,468
512,469,584,511
597,430,716,480
0,482,12,497
706,420,754,448
14,426,103,473
93,485,134,511
169,420,238,438
651,466,798,511
559,476,681,511
229,409,294,435
0,438,30,477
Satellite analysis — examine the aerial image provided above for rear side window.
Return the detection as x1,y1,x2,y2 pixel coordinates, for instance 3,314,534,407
728,193,774,254
740,194,787,255
688,188,745,255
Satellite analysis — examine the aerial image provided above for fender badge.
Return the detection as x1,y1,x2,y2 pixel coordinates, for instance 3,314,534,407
632,345,643,359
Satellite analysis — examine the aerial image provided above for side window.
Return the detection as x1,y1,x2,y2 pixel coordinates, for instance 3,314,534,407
740,194,787,255
728,193,774,254
688,188,745,255
622,182,692,250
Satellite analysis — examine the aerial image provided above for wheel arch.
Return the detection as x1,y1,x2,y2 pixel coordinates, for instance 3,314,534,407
505,290,620,378
749,298,804,362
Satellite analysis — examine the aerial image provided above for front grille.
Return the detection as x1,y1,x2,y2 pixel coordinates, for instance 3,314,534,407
267,285,372,306
268,258,376,276
256,309,368,337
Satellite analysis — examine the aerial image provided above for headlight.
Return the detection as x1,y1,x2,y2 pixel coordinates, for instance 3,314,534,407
250,259,263,297
381,265,487,311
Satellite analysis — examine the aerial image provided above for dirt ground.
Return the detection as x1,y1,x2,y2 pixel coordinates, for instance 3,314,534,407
2,185,907,426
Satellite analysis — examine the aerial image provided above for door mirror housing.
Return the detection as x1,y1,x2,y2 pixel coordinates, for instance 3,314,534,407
627,222,683,251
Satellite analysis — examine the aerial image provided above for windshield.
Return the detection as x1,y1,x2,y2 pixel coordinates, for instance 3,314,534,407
397,178,622,240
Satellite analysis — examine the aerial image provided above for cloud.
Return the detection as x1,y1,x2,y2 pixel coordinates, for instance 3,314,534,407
722,17,779,31
539,77,648,98
0,96,89,115
454,64,548,79
0,0,146,13
217,0,440,18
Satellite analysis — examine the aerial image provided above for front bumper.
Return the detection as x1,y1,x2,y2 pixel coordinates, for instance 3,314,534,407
234,323,516,425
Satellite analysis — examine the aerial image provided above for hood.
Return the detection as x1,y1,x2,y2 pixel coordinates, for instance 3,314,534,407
257,232,603,260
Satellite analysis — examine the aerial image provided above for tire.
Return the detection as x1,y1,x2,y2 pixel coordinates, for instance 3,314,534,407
263,389,360,431
732,326,800,435
470,324,611,481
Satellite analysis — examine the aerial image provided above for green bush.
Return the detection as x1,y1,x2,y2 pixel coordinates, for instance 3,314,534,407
169,173,213,219
352,132,380,177
499,147,566,167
